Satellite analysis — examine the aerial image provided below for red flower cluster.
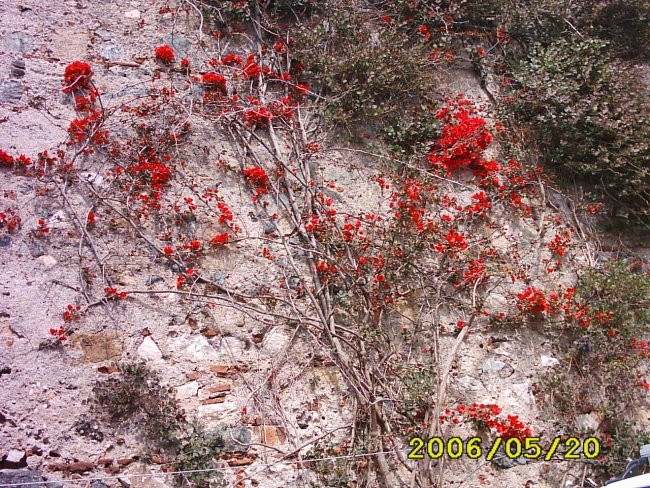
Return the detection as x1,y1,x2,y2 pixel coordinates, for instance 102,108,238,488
62,304,82,322
243,166,270,194
222,53,243,66
105,287,128,299
440,403,533,440
428,96,500,176
210,233,230,245
202,72,227,93
0,208,21,232
516,286,549,315
49,326,68,342
154,45,175,64
63,61,93,93
0,150,14,167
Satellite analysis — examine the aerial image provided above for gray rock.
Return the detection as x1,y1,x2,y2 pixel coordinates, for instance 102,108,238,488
262,220,277,235
211,270,226,286
29,243,45,258
0,236,11,248
94,29,112,41
101,44,126,61
3,32,33,53
163,34,189,56
146,275,164,285
11,59,25,78
216,424,251,453
0,470,48,487
0,81,23,104
176,381,199,400
575,412,600,434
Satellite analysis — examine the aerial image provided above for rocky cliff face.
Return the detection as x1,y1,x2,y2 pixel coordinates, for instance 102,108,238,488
1,2,649,488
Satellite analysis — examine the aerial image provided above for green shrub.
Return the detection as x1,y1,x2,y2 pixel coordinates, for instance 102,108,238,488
510,38,650,220
93,361,184,449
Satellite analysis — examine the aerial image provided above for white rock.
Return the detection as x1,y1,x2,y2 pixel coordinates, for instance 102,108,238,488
176,381,199,400
137,336,163,361
198,400,237,417
36,255,57,270
261,327,289,355
541,355,560,367
482,357,506,373
5,449,25,464
218,336,245,358
124,9,141,18
185,336,219,362
575,412,600,434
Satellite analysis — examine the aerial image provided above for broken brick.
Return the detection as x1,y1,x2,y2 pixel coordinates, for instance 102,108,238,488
226,456,255,467
186,371,201,381
116,458,135,466
202,397,226,405
97,458,114,466
209,383,231,393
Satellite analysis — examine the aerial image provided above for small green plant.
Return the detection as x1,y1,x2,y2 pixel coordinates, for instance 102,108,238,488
539,260,650,480
175,423,225,488
94,361,184,449
94,362,226,487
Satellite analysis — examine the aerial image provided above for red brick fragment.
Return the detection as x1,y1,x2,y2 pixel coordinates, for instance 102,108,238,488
202,397,226,405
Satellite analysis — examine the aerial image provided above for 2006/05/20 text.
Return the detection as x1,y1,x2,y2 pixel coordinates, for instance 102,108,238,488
408,436,601,461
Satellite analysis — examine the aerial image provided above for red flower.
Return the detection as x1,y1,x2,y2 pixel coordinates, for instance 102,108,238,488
154,45,175,64
0,150,15,167
180,58,190,68
222,53,243,66
202,72,227,93
210,233,230,245
243,166,270,193
163,246,174,255
63,61,93,93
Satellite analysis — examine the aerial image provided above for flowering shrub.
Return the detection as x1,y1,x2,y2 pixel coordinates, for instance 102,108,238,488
440,403,533,440
202,72,227,93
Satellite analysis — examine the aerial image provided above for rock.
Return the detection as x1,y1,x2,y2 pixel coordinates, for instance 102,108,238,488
0,470,47,488
482,357,507,373
163,34,189,55
218,336,245,358
138,336,163,361
541,355,560,367
94,29,112,41
202,397,225,405
261,327,289,355
186,371,201,380
0,236,11,247
575,412,600,434
116,458,135,466
218,425,251,453
3,32,33,53
71,332,122,363
211,270,226,285
185,336,219,362
176,381,199,400
124,9,141,19
92,482,109,488
1,449,27,469
36,255,57,270
262,220,277,235
97,458,113,466
0,81,23,104
29,243,45,257
101,44,126,61
10,60,25,78
146,275,164,285
209,383,231,393
68,461,95,473
118,477,131,488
